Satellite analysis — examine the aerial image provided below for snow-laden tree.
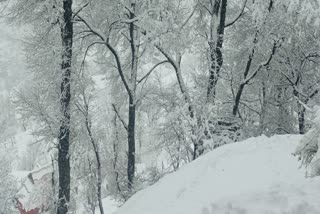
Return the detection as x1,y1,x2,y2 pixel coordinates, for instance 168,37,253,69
74,0,193,190
194,0,247,103
214,0,320,136
0,104,17,214
294,107,320,176
0,151,17,214
3,0,320,212
7,1,74,213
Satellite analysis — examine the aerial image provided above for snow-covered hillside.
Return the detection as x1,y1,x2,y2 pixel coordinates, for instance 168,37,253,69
115,135,320,214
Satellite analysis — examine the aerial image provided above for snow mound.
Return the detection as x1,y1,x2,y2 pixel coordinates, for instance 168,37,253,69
116,135,320,214
101,197,120,213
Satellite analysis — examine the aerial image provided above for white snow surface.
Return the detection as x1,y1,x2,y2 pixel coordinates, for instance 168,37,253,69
101,197,120,214
115,135,320,214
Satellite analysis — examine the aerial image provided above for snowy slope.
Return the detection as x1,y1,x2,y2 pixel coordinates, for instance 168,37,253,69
115,135,320,214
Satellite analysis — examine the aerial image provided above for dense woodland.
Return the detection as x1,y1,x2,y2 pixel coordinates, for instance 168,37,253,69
1,0,320,213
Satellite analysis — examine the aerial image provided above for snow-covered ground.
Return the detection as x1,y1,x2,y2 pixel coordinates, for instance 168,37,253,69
115,135,320,214
101,197,120,214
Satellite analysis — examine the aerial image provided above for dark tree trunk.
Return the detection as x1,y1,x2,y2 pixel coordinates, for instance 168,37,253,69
193,139,204,160
259,80,267,134
298,106,306,134
127,96,136,190
294,90,306,135
232,49,254,116
85,117,104,214
113,115,122,194
95,153,104,214
127,1,138,190
293,89,306,135
207,0,227,102
95,151,104,214
232,0,274,117
233,84,246,116
57,0,73,213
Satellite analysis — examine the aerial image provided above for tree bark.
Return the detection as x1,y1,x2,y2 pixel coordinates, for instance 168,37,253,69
298,106,306,134
126,1,138,190
232,36,255,117
113,115,122,194
85,116,104,214
127,97,136,190
207,0,227,103
232,0,275,117
259,80,267,134
57,0,73,213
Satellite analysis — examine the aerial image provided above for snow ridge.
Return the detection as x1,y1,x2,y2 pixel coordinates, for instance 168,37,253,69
116,135,320,214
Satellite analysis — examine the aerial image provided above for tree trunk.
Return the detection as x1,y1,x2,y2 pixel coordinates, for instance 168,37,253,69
95,150,104,214
127,96,136,190
232,0,274,117
232,49,254,117
127,1,138,190
259,80,267,134
85,117,104,214
57,0,73,213
207,0,227,103
232,83,246,116
298,106,306,134
154,46,205,159
113,115,122,194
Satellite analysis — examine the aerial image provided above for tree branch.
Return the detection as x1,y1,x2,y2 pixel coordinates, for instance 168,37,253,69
243,38,282,85
180,4,198,31
155,44,194,118
80,41,105,74
74,14,132,95
106,43,132,95
112,104,128,131
225,0,248,28
73,2,90,19
137,60,170,84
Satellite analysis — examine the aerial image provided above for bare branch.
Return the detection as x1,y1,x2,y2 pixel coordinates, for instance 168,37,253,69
244,38,282,85
106,43,132,95
309,89,319,100
80,41,105,74
112,104,128,131
73,2,90,19
74,14,106,41
155,44,195,118
137,60,169,84
196,0,212,15
75,14,132,95
225,0,248,28
180,4,198,31
155,45,179,71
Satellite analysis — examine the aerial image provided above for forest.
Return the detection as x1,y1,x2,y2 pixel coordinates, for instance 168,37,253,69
1,0,320,213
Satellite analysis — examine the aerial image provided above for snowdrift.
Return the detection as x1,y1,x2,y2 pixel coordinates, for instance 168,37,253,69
115,135,320,214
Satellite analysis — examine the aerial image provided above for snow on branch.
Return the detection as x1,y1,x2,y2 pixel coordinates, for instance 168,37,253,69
243,38,283,85
74,13,132,95
155,44,194,118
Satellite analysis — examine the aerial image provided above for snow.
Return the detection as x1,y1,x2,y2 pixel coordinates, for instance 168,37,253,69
15,131,34,158
101,197,120,214
78,197,120,214
115,134,320,214
11,170,34,207
11,164,53,210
